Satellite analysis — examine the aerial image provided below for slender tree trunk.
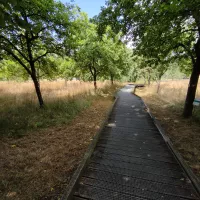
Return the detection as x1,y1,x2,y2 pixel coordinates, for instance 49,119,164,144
31,71,44,107
148,78,151,86
157,76,162,94
183,62,199,118
183,35,200,118
93,74,97,90
148,70,151,86
37,68,40,89
144,77,146,85
157,81,161,94
110,73,114,85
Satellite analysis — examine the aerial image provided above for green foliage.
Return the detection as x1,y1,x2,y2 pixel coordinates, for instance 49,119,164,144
74,22,134,85
0,0,81,106
99,0,200,68
163,62,188,80
0,4,134,85
0,0,75,71
0,0,19,26
0,60,29,81
98,0,200,117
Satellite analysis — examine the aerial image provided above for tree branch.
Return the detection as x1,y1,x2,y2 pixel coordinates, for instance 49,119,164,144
175,43,196,65
4,48,32,75
33,51,49,63
0,35,29,62
89,65,94,76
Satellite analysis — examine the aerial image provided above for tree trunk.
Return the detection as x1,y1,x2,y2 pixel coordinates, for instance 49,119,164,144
183,63,199,118
157,76,162,94
110,73,114,85
31,72,44,107
93,74,97,90
183,35,200,118
148,70,151,86
157,80,161,94
37,68,40,89
144,78,146,85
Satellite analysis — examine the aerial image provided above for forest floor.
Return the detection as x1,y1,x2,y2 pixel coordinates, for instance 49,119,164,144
0,81,119,200
136,80,200,179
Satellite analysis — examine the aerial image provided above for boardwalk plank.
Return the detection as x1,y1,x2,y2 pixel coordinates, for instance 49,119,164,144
83,169,198,198
78,177,197,200
87,164,193,188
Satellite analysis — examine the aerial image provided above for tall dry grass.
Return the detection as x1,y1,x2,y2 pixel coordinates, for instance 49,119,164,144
0,80,108,106
141,80,200,104
0,80,111,136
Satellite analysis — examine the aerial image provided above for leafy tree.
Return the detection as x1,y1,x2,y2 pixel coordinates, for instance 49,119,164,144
0,0,20,26
75,31,104,89
75,22,133,88
0,60,29,81
163,61,188,80
56,57,80,80
98,0,200,117
100,27,133,84
0,0,75,107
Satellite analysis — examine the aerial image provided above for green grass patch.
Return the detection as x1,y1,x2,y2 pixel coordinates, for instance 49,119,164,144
0,95,91,137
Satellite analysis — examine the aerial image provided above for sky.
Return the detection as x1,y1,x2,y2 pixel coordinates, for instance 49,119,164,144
61,0,106,18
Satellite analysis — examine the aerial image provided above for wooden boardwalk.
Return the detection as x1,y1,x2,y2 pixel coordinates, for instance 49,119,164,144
67,85,200,200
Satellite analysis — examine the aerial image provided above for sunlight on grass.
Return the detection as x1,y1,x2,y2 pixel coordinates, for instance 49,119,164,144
139,80,200,105
0,80,114,137
0,80,108,105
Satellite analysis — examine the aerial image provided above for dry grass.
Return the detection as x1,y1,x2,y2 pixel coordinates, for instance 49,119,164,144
0,80,112,137
0,97,113,200
0,80,108,105
140,80,200,104
136,79,200,178
0,80,120,199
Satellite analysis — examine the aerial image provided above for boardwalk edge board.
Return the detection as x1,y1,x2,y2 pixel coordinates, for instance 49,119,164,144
134,89,200,196
61,96,119,200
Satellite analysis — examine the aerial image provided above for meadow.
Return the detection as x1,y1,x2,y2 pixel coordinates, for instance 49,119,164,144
0,80,108,105
140,79,200,104
0,80,109,137
0,80,118,199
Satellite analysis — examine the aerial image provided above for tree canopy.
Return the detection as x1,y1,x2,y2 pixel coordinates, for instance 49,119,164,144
0,0,134,106
98,0,200,117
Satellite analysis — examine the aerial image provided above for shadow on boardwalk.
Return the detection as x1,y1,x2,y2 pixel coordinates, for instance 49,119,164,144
64,85,200,200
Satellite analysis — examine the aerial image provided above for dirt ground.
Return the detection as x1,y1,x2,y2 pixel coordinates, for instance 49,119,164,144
136,88,200,179
0,97,113,200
